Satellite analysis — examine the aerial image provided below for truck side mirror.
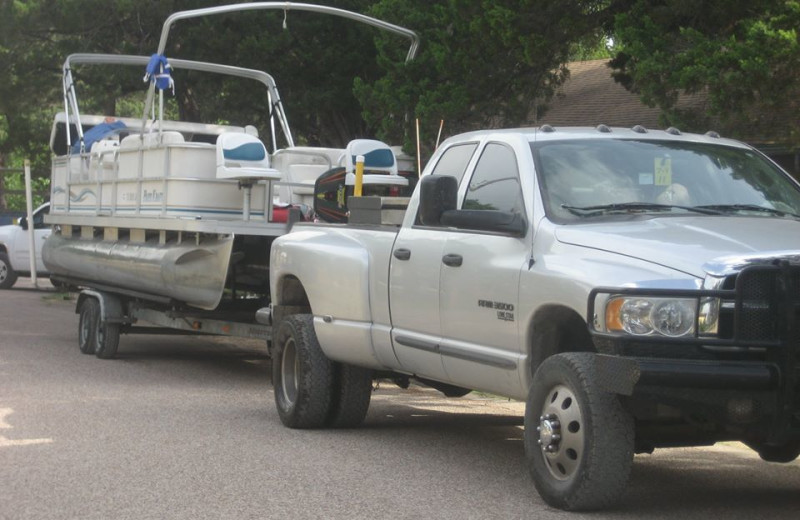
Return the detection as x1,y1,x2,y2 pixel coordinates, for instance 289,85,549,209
418,174,458,226
19,217,28,231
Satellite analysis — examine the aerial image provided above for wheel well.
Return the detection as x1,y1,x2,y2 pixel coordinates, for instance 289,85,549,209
272,276,311,331
0,244,7,255
276,275,310,308
527,305,594,379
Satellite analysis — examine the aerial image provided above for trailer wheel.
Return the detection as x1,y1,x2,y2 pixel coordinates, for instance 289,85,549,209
524,353,634,511
272,314,334,428
94,318,120,360
327,364,373,428
0,252,18,289
748,439,800,463
78,298,98,355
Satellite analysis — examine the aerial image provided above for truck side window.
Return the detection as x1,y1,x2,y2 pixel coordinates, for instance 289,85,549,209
430,143,478,184
463,143,524,213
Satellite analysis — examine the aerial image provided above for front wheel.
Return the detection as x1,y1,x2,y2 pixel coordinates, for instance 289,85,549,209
272,314,334,429
0,252,18,289
524,353,634,511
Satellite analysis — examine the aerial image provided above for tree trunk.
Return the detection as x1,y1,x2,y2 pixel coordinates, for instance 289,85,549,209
0,153,7,211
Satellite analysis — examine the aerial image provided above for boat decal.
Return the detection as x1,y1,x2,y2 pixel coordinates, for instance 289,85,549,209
69,188,97,202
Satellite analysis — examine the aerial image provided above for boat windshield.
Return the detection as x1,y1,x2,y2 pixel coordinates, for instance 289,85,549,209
532,139,800,222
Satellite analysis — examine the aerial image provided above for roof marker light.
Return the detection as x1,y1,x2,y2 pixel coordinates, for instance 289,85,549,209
596,124,612,133
632,125,648,133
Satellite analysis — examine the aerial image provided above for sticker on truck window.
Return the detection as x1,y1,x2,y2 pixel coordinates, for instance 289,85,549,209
478,299,515,322
655,157,672,186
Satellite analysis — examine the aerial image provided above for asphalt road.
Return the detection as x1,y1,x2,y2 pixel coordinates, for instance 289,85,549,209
1,279,798,519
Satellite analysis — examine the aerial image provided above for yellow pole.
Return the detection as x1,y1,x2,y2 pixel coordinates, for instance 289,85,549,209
354,154,365,197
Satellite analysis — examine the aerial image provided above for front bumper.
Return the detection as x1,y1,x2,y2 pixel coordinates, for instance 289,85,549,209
588,262,800,443
595,355,779,396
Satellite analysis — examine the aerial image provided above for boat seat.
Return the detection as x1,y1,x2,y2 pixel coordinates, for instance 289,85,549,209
216,132,280,181
343,139,407,187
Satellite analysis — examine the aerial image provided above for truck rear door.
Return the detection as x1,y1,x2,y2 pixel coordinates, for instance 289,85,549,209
388,142,479,381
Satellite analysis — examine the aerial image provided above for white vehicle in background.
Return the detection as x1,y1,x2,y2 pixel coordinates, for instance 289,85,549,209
0,202,51,289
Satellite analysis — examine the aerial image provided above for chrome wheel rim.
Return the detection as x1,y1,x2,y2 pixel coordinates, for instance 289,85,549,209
538,384,585,481
280,338,299,406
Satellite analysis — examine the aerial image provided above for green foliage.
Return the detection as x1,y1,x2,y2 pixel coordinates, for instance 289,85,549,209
356,1,611,155
2,173,49,211
610,0,800,143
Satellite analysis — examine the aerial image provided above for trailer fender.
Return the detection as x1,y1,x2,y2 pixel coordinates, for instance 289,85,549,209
76,290,126,325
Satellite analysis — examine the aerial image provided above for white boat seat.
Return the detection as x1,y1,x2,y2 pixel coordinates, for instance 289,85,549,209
216,132,280,181
343,138,407,187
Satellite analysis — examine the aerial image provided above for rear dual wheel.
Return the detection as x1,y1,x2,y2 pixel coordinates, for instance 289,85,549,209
272,314,372,429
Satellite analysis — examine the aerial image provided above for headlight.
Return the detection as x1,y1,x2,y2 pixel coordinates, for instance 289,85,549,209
605,296,697,337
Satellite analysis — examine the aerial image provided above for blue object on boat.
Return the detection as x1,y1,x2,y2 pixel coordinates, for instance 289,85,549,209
144,54,174,92
71,120,126,154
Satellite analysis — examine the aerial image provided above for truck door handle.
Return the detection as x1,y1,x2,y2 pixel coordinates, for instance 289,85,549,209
393,248,411,260
442,254,463,267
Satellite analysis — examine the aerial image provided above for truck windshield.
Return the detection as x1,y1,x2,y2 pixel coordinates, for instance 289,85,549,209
531,139,800,222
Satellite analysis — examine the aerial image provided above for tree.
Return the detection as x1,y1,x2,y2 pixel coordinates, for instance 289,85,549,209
609,0,800,143
355,0,611,153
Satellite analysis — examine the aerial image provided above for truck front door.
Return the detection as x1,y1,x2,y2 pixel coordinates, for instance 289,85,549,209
439,142,529,396
13,204,50,273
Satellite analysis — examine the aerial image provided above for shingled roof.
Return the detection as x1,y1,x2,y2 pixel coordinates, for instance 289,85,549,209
536,59,709,131
535,59,799,174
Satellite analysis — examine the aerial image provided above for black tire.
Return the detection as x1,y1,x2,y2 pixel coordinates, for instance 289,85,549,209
272,314,334,429
78,298,98,355
0,252,18,289
524,353,634,511
748,440,800,463
327,363,373,428
94,318,120,360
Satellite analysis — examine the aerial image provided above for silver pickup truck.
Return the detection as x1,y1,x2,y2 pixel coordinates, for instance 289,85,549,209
268,126,800,510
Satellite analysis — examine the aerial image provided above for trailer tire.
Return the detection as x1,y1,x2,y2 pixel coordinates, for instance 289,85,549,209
524,353,634,511
0,252,18,289
94,319,120,360
78,298,98,355
748,439,800,463
272,314,334,429
327,363,373,428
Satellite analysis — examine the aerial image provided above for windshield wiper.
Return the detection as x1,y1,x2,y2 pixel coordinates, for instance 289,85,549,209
695,204,800,219
561,202,723,217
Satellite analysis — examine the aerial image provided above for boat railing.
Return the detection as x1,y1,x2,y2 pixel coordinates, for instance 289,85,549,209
53,125,279,224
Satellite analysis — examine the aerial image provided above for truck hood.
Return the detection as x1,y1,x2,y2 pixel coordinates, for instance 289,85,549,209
554,216,800,278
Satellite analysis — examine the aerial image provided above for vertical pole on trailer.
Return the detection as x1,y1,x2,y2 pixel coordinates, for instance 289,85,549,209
354,155,365,197
23,159,38,288
415,118,422,177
